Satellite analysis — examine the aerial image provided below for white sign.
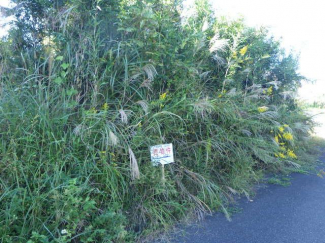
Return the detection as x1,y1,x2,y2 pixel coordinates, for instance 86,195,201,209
150,143,174,166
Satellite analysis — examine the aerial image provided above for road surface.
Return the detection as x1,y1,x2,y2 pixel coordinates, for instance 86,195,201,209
172,152,325,243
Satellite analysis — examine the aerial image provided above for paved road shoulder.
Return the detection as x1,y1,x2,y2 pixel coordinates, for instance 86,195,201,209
172,153,325,243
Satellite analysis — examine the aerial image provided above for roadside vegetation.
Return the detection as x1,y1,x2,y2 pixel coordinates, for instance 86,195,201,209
0,0,321,242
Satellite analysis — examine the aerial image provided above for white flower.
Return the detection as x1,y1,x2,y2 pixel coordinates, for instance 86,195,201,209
61,229,68,235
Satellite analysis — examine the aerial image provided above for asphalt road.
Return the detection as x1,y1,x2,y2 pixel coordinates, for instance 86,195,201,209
172,152,325,243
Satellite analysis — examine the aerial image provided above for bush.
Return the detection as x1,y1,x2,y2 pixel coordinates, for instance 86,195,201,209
0,0,318,242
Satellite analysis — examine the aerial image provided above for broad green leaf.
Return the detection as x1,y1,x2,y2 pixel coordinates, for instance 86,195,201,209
66,88,78,96
54,77,63,85
61,63,69,70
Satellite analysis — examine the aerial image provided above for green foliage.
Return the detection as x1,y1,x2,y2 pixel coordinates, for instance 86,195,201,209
0,0,319,241
267,175,291,187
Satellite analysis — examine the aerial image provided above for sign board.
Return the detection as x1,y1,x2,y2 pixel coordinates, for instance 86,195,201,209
150,143,174,166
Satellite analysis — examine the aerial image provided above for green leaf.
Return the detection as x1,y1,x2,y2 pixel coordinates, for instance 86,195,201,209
83,198,96,211
55,56,63,61
134,40,144,47
54,77,63,85
66,88,78,96
67,101,78,108
61,63,69,70
261,54,271,59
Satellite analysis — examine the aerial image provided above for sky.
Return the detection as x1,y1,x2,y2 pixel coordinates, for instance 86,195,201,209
188,0,325,102
0,0,15,37
1,0,325,102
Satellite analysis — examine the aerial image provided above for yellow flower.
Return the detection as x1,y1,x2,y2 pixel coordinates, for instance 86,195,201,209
218,90,227,98
258,106,269,113
239,45,248,56
159,92,167,100
278,126,284,133
110,152,116,162
279,153,286,159
287,150,297,159
274,136,279,143
89,107,97,114
283,124,289,128
274,153,279,157
267,86,273,96
102,103,109,111
283,132,293,141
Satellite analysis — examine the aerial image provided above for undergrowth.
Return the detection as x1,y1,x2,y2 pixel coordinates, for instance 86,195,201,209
0,0,321,242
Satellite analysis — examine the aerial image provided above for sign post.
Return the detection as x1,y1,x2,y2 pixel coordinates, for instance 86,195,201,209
150,143,174,185
150,143,174,166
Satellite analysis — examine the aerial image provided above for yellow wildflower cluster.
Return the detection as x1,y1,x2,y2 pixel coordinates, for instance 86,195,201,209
100,151,118,162
273,124,297,159
287,149,297,159
239,45,248,56
218,90,227,98
278,124,289,133
102,103,109,111
258,106,269,113
160,92,167,100
274,152,286,158
283,132,293,141
89,107,97,114
110,152,117,162
275,149,297,159
263,86,273,96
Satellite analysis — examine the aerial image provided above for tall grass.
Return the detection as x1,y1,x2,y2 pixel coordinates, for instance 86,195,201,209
0,0,320,242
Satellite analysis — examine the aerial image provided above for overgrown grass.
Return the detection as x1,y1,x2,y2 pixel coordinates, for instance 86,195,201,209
0,0,322,242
